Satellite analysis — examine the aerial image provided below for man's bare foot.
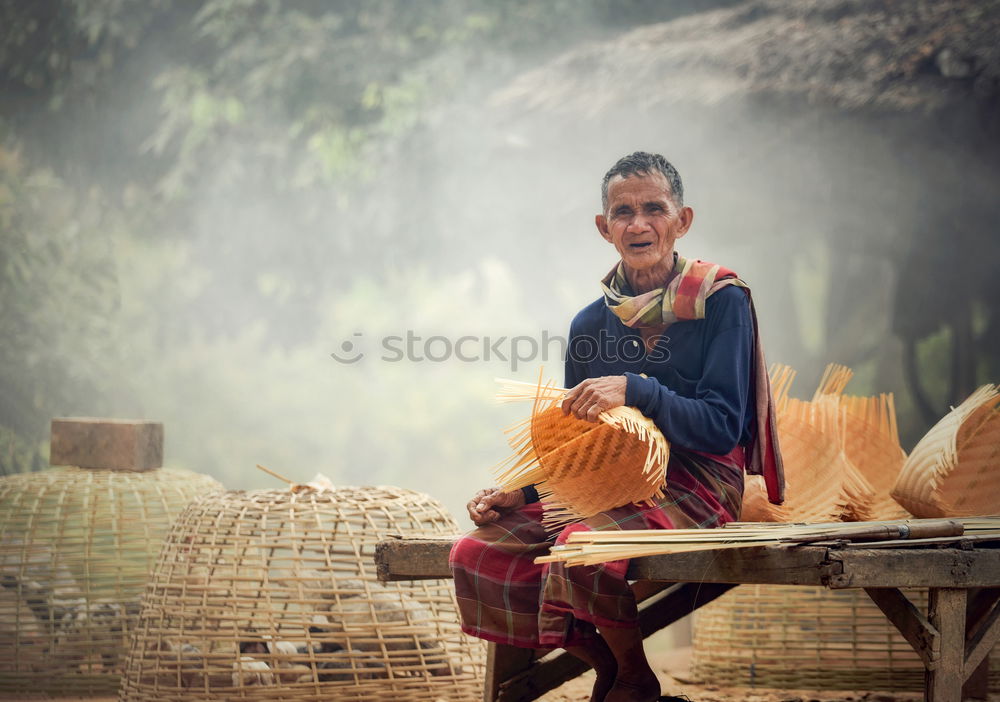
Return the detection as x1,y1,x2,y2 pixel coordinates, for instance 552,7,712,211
603,669,660,702
589,663,618,702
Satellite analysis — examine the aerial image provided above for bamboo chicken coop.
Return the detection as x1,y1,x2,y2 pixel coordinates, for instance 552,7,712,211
0,418,223,696
691,584,1000,693
119,479,484,702
692,379,1000,693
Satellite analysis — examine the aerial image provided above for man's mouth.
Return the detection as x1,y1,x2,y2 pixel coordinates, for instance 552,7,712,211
628,242,653,249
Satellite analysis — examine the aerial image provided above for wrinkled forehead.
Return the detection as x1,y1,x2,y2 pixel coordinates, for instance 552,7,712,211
605,171,676,207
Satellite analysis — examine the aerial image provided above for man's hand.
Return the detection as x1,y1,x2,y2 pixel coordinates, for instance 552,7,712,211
467,487,525,526
562,375,628,422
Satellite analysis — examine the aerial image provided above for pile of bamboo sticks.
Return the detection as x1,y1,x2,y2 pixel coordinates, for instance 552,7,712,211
537,517,1000,567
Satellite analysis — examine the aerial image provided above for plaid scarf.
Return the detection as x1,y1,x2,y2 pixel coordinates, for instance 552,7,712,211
600,254,745,327
600,253,786,504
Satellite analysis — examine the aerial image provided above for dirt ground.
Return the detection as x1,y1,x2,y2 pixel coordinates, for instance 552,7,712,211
538,647,930,702
6,648,995,702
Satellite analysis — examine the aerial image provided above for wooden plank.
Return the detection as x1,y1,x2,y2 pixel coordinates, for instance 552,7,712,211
826,548,1000,589
377,539,1000,589
377,540,837,586
964,592,1000,678
962,590,994,701
863,588,938,668
628,545,838,585
486,644,537,702
496,582,734,702
961,660,989,701
925,588,966,702
374,538,455,581
839,535,1000,549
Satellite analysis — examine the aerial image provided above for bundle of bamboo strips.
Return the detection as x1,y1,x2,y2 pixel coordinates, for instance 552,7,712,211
494,376,669,528
537,517,999,567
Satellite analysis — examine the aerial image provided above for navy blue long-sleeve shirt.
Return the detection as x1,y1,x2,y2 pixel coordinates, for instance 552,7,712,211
521,285,755,505
567,285,755,452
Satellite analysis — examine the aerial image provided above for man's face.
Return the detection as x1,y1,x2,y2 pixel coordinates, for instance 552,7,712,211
595,172,693,272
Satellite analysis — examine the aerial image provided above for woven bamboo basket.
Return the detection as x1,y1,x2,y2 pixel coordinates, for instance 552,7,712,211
0,466,223,696
691,584,1000,692
119,484,484,702
892,384,1000,518
495,378,668,528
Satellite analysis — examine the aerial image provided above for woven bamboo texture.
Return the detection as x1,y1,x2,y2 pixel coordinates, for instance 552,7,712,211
120,485,484,702
813,365,909,520
692,584,1000,691
892,384,1000,518
742,365,909,523
0,466,223,696
495,377,668,528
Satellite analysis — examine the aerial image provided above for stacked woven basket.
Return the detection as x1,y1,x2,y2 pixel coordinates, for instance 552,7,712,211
0,419,223,696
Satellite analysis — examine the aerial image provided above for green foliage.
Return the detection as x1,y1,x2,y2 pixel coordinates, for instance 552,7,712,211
0,144,123,452
4,0,699,498
2,0,989,522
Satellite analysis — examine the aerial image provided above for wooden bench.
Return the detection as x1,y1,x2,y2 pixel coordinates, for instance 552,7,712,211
375,535,1000,702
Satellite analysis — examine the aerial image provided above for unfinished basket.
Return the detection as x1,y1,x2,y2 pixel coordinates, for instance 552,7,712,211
813,365,909,520
692,584,1000,692
495,377,669,527
119,484,484,702
0,465,223,695
742,365,888,523
892,384,1000,518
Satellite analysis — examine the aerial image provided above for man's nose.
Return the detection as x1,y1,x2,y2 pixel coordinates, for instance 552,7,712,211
627,214,650,232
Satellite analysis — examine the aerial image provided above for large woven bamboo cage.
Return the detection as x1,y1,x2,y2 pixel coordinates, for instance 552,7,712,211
0,464,223,695
120,483,485,702
892,384,1000,517
495,377,668,528
691,585,1000,692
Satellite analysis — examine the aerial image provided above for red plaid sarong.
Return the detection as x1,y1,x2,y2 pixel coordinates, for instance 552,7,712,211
449,449,743,649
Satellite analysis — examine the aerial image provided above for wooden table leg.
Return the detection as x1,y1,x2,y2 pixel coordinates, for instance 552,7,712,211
962,588,993,701
483,643,537,702
924,588,966,702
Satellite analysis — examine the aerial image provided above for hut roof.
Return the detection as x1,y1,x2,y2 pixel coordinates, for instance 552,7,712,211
492,0,1000,116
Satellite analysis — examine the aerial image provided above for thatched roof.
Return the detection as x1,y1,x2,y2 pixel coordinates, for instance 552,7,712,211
492,0,1000,116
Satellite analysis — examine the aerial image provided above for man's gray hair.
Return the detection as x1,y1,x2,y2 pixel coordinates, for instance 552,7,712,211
601,151,684,211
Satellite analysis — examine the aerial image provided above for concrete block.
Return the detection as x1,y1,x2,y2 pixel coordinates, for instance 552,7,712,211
50,418,163,471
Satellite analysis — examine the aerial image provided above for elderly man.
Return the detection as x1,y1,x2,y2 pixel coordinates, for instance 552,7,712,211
450,152,783,702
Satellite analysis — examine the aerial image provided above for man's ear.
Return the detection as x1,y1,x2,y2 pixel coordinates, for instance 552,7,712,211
675,206,695,238
595,213,613,243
